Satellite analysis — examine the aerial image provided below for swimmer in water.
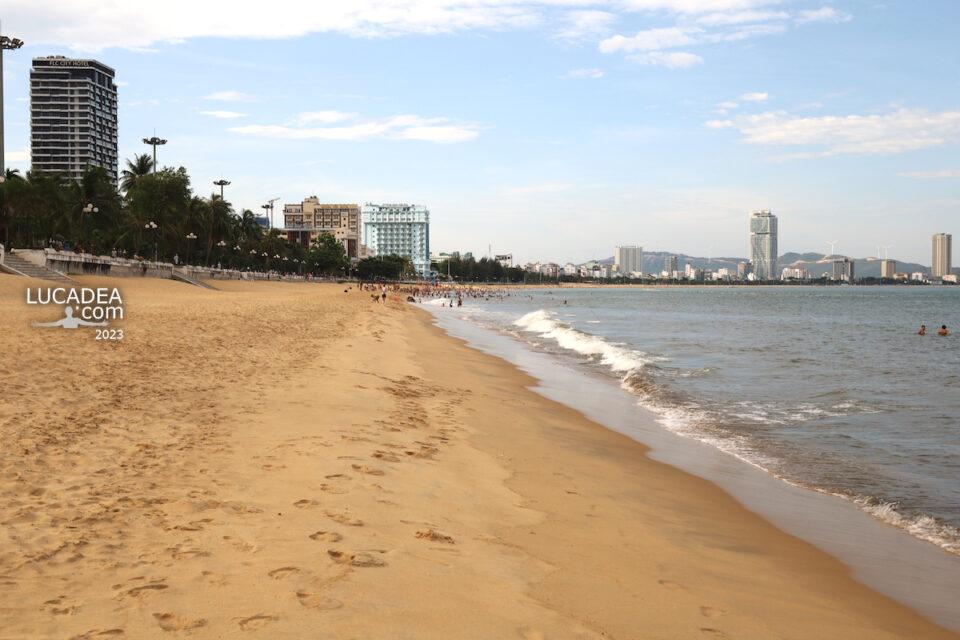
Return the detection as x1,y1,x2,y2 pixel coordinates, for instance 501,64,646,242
938,325,950,336
918,325,926,335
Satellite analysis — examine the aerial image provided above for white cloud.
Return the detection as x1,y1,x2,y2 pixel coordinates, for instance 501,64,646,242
199,110,247,118
618,0,784,12
230,112,481,143
556,10,617,40
599,27,701,53
630,51,704,68
710,108,960,156
203,90,261,102
898,169,960,179
738,91,768,102
114,80,130,87
559,68,605,79
293,111,358,125
796,7,852,25
697,9,788,25
717,101,739,109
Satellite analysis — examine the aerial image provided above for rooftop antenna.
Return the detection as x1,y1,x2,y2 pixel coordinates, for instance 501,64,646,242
825,240,838,258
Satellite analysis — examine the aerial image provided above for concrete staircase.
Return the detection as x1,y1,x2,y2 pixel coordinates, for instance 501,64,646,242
0,252,76,284
172,268,217,290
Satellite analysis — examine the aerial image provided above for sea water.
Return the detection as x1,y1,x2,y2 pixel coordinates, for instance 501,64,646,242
427,286,960,557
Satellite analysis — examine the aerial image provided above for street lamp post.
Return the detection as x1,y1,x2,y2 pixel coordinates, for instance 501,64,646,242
145,221,159,262
217,240,226,269
0,26,25,177
142,136,167,174
186,232,197,265
81,203,99,253
213,179,230,199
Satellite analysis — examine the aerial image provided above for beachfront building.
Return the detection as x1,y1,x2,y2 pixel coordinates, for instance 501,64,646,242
737,261,752,279
562,262,577,277
664,255,678,275
881,259,896,279
782,267,809,280
361,203,430,277
615,245,642,276
283,198,361,259
831,258,854,282
495,254,513,268
30,56,118,184
932,233,952,278
749,210,778,280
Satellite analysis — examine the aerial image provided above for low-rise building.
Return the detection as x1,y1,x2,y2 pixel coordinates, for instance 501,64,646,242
284,197,361,258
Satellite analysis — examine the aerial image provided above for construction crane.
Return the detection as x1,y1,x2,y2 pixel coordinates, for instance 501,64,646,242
262,198,280,230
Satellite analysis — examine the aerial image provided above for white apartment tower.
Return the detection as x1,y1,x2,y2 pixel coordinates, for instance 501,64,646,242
361,203,431,277
749,210,778,280
932,233,952,278
615,245,642,275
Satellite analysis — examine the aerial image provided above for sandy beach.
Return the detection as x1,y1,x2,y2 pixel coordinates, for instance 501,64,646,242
0,274,956,639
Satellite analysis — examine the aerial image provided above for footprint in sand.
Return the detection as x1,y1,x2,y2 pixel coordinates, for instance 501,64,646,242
658,580,685,591
325,511,364,526
351,464,384,476
700,628,730,639
294,499,318,508
153,613,207,631
296,590,343,610
700,606,725,619
415,530,455,544
115,581,168,600
309,530,343,542
327,549,386,567
372,451,400,462
238,614,278,630
42,595,80,616
268,566,301,580
222,535,259,553
325,474,348,479
319,484,347,494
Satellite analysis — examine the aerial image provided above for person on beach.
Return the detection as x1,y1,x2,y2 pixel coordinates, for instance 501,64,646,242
32,306,107,330
938,325,949,336
918,325,926,335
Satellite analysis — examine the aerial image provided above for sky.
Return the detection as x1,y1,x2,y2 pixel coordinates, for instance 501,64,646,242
1,1,958,265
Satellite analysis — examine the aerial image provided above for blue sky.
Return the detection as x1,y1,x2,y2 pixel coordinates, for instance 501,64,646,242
2,1,959,265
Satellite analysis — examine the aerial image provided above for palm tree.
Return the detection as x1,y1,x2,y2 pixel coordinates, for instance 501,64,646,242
120,153,154,193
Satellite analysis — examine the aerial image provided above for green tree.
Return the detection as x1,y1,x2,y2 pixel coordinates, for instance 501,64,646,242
307,232,348,275
120,153,154,193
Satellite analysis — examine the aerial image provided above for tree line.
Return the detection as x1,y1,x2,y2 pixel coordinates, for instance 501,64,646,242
0,156,355,276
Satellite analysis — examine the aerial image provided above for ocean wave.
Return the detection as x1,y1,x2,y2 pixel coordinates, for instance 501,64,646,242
514,309,655,373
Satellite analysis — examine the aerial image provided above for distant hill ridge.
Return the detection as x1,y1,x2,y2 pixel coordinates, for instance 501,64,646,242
590,251,930,278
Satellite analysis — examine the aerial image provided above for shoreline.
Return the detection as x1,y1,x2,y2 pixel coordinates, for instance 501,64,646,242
1,274,956,638
422,302,960,631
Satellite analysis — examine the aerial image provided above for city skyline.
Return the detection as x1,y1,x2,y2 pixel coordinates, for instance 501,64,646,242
1,2,958,264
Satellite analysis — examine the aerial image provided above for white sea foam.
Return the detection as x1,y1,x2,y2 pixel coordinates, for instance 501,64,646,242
514,309,653,373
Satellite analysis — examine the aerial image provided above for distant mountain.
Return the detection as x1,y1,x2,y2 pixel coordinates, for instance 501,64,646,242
778,252,928,278
588,250,930,277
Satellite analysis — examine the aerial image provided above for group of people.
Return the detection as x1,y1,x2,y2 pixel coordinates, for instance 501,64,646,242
918,325,950,336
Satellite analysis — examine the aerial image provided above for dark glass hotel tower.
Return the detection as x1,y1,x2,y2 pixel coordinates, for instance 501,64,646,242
30,56,118,184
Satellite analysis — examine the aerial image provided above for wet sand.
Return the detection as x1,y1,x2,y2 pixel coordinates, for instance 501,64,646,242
0,274,955,639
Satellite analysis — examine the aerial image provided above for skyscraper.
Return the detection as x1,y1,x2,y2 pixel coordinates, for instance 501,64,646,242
665,255,678,275
749,210,778,280
615,245,642,275
361,203,430,276
30,56,118,184
932,233,952,278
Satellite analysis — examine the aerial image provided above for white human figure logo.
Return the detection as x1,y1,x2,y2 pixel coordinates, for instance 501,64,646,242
32,306,108,329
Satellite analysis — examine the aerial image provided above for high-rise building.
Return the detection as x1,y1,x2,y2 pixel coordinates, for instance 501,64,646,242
881,259,896,279
283,197,360,258
932,233,952,278
30,56,118,184
831,258,854,282
749,210,778,280
737,261,752,279
615,245,642,275
361,203,430,276
665,255,678,275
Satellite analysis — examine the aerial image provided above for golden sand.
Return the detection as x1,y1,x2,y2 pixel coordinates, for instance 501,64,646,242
0,274,955,639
